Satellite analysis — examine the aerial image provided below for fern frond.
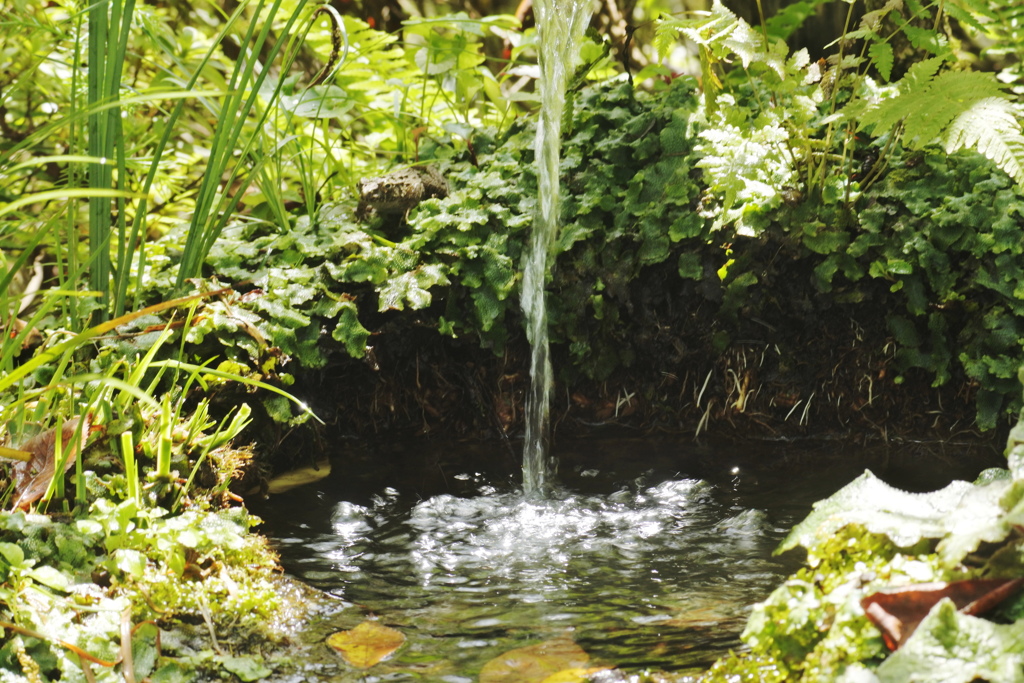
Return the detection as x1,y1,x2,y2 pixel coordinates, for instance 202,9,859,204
984,1,1024,63
652,3,736,59
943,0,995,33
857,59,942,137
868,41,894,82
860,68,1006,148
902,25,949,56
899,56,947,94
765,0,834,40
862,64,1024,186
942,98,1024,186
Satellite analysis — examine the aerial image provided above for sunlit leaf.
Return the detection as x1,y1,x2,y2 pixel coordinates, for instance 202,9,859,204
327,620,405,668
540,666,613,683
776,470,1018,567
26,566,70,591
479,636,591,683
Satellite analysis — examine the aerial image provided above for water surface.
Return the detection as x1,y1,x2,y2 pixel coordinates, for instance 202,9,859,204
253,437,999,681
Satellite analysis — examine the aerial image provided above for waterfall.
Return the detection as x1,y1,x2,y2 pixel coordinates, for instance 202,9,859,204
521,0,592,496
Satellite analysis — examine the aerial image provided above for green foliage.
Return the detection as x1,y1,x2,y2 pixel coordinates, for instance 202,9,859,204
145,77,705,383
805,149,1024,427
0,503,282,683
976,1,1024,80
412,78,706,373
708,401,1024,681
642,0,1024,427
859,66,1024,186
871,600,1024,683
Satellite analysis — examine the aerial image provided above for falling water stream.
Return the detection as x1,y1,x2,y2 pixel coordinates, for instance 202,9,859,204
521,0,592,496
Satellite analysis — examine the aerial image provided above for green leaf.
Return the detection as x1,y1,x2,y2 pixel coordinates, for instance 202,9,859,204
26,566,70,590
902,25,947,56
678,252,702,279
149,661,193,683
0,542,25,568
220,655,272,682
888,315,921,347
280,86,355,119
669,212,704,241
875,599,1024,683
378,264,449,311
776,470,1018,567
868,41,894,82
332,302,370,358
113,548,148,579
802,224,849,255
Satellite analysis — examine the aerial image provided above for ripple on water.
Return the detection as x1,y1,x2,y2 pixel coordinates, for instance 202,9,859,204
289,477,784,608
263,472,800,678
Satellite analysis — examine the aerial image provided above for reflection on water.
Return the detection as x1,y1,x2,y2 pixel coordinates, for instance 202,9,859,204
253,437,999,681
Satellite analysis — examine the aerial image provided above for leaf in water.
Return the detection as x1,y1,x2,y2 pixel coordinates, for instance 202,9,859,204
219,655,273,682
266,458,331,494
327,620,405,668
479,636,591,683
540,667,614,683
863,578,1024,650
11,416,90,510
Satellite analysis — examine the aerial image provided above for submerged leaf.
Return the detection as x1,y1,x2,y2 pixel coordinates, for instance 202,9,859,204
327,620,405,668
479,636,591,683
540,667,614,683
220,655,272,682
266,458,332,494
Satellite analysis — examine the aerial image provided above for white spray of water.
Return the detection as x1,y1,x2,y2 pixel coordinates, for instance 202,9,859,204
521,0,592,496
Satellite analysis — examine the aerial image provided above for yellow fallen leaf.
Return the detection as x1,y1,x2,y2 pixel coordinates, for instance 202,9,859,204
540,666,614,683
266,458,331,494
479,636,591,683
327,620,405,668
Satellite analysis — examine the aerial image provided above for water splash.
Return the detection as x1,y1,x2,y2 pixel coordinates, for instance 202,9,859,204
521,0,592,496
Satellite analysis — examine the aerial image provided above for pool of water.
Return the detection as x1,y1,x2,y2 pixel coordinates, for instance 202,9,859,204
251,436,1000,681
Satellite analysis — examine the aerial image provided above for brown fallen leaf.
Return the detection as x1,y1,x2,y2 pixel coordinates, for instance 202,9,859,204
11,416,91,511
479,635,591,683
862,577,1024,650
326,620,405,668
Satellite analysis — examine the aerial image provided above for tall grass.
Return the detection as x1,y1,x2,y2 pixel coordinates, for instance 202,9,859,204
175,0,314,284
87,0,136,320
0,0,325,510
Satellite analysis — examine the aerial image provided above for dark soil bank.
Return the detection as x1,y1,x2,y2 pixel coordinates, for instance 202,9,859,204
266,234,994,458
